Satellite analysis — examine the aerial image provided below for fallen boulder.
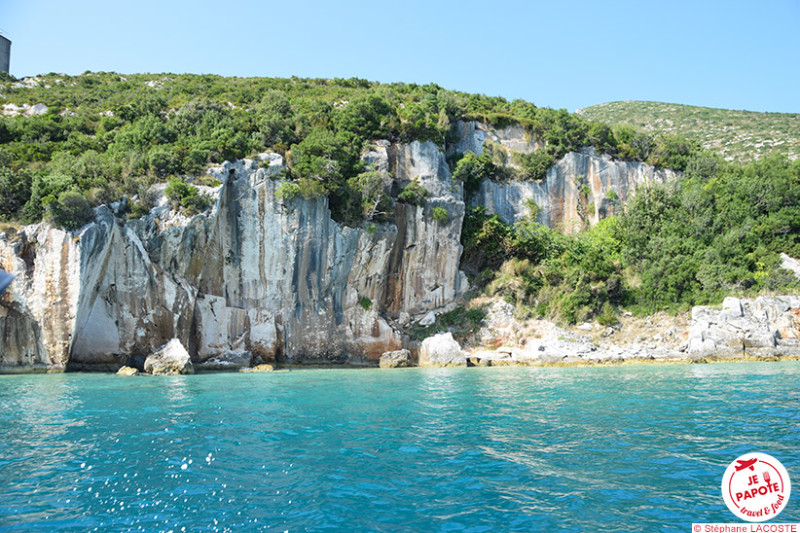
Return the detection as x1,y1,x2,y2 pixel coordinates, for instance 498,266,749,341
143,339,194,375
419,311,436,327
379,349,412,368
116,366,139,377
419,332,466,366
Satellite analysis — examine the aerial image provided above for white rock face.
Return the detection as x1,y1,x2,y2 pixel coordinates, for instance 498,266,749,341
419,332,466,366
449,121,544,157
2,103,49,116
0,225,80,369
0,142,470,370
144,339,194,375
688,296,800,356
378,141,469,317
379,349,412,368
419,311,436,327
472,148,679,231
450,121,679,232
780,254,800,279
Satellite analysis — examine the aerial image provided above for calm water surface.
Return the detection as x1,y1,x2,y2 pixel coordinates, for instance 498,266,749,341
1,363,799,532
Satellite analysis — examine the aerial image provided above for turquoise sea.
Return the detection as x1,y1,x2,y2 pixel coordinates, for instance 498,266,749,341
1,362,799,532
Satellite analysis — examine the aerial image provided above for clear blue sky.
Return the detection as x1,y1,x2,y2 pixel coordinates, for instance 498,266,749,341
1,0,798,113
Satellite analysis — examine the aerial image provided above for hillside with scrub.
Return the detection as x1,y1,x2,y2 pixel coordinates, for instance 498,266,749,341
577,100,800,163
0,71,799,331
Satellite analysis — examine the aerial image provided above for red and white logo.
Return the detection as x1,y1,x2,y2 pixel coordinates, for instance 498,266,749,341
722,453,791,522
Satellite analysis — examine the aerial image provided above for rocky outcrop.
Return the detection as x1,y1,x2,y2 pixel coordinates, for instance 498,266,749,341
379,349,412,368
195,350,252,371
144,339,194,375
2,103,49,117
688,296,800,357
0,141,469,371
451,121,679,232
780,254,800,279
0,226,80,370
116,366,139,376
462,296,800,366
382,142,468,316
449,121,544,158
472,148,678,231
419,332,466,366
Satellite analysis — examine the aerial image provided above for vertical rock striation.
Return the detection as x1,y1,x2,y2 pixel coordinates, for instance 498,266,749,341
0,143,468,370
454,121,680,231
0,122,687,372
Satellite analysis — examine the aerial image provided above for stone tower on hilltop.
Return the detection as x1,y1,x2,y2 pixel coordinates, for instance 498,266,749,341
0,33,11,73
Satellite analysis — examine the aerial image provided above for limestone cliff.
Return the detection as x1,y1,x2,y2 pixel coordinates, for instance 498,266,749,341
0,141,466,370
0,121,688,372
454,121,680,231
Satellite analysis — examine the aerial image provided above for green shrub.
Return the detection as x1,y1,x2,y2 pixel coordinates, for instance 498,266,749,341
513,151,555,181
0,167,32,220
397,179,428,205
165,177,211,215
346,170,393,223
331,94,392,139
276,182,300,202
359,296,372,310
288,128,362,197
487,258,542,306
596,302,618,327
47,190,93,230
451,151,496,197
460,206,515,277
148,146,180,177
432,206,448,223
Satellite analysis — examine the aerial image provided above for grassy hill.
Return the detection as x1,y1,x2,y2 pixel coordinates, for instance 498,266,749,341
576,101,800,162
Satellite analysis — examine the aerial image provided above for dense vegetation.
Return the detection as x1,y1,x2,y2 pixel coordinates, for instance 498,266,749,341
577,101,800,163
1,72,797,323
461,154,800,323
0,72,691,228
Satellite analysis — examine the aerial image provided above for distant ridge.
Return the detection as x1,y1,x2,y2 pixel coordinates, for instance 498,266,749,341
576,101,800,162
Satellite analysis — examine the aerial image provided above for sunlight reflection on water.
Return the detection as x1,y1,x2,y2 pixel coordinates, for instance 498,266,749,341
1,362,799,532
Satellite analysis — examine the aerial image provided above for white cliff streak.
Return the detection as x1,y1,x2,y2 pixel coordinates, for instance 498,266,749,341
0,143,467,369
0,123,707,371
454,121,680,231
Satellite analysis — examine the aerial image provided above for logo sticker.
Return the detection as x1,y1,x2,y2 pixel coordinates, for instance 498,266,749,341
722,453,791,522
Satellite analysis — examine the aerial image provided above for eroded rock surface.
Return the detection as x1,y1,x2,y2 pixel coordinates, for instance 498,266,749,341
419,332,466,366
472,148,678,231
144,339,194,375
688,296,800,357
379,349,412,368
451,121,679,232
0,142,468,370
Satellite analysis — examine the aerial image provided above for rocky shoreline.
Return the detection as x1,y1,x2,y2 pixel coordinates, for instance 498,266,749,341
3,294,797,375
379,294,800,369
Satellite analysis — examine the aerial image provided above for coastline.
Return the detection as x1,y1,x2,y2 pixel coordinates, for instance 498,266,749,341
3,352,799,375
3,292,800,374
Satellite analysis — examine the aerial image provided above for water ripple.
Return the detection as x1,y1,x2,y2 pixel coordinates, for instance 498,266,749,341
1,362,799,531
